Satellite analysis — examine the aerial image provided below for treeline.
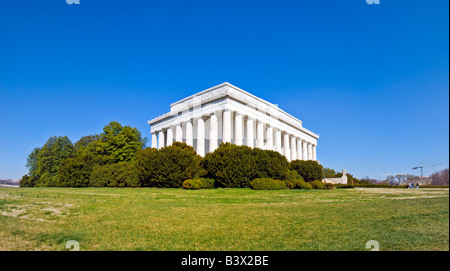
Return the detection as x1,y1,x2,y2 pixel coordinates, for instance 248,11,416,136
20,121,147,187
20,121,332,189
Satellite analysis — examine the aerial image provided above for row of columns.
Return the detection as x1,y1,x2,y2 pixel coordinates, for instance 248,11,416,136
151,110,317,161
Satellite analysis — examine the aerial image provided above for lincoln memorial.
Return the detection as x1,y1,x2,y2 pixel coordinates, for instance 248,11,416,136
148,83,319,162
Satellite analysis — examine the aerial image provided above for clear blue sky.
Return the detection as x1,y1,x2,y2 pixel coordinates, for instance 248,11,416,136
0,0,448,180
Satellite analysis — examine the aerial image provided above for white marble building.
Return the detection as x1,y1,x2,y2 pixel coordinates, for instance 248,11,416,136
148,83,319,162
324,170,348,185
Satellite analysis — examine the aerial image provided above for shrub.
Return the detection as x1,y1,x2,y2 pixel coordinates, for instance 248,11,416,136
182,178,215,190
293,179,306,189
289,160,324,183
198,178,215,189
284,178,308,189
299,182,313,190
286,170,303,181
250,178,287,190
203,143,293,188
252,148,290,180
136,142,204,188
57,154,96,187
284,180,296,189
182,179,203,190
203,143,257,188
310,180,325,190
89,162,138,187
19,175,33,188
324,183,335,190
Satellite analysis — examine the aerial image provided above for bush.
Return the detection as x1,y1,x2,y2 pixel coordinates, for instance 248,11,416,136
182,178,215,190
19,175,33,188
198,178,215,189
299,182,313,190
57,154,96,187
324,183,335,190
203,143,257,188
136,142,204,188
310,180,325,190
289,160,324,183
89,162,138,187
250,178,287,190
203,143,293,188
252,148,290,180
286,170,303,181
284,178,309,190
284,179,296,189
182,179,203,190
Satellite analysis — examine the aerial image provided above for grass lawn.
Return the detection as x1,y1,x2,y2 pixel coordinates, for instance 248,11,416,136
0,187,448,251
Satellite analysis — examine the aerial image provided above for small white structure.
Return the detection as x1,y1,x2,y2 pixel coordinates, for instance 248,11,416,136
148,82,319,161
324,170,348,184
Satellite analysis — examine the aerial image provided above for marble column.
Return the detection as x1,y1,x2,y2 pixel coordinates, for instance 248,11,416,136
302,140,308,160
283,133,290,161
175,124,182,143
308,143,313,160
235,113,243,146
222,109,232,143
186,120,193,147
312,144,317,161
266,126,273,150
151,133,157,148
275,129,282,154
210,113,218,152
297,138,302,160
197,118,205,156
158,130,165,150
291,136,297,161
166,127,173,146
246,118,254,148
257,121,264,149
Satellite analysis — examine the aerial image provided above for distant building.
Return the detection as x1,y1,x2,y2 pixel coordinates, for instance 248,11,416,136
323,170,348,184
402,176,432,186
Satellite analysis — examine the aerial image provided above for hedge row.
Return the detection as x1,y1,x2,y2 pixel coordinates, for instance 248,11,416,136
250,178,287,190
22,141,326,189
136,142,324,189
249,178,335,190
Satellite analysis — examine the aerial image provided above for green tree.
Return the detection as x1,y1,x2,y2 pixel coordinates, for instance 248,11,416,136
34,136,74,187
289,160,324,183
136,142,203,188
57,154,96,187
89,121,147,163
323,167,337,178
25,147,41,187
74,134,101,156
